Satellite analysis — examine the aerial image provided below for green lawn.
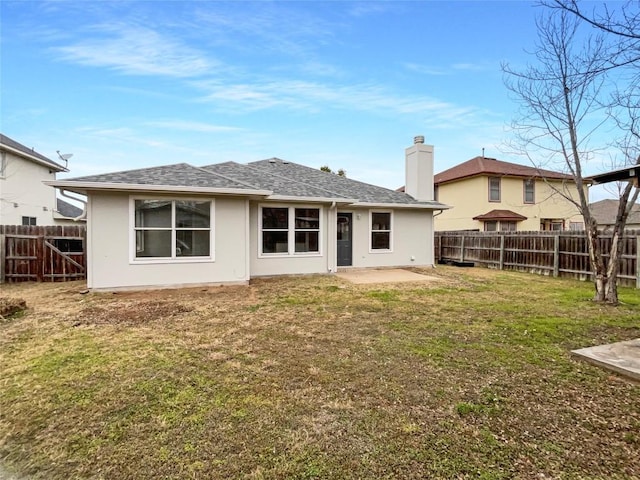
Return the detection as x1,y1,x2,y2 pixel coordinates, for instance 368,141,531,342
0,266,638,479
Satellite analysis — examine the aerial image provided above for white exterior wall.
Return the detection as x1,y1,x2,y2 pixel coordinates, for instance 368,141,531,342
0,151,58,225
348,207,434,268
249,202,333,277
87,191,250,290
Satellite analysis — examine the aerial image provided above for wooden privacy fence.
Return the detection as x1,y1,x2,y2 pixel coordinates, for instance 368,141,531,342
435,230,640,288
1,225,86,283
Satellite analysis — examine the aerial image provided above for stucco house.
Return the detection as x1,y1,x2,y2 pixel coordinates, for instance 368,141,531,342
1,133,83,225
430,156,585,232
47,137,448,291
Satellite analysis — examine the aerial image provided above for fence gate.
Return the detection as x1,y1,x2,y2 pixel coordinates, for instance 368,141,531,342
1,225,86,283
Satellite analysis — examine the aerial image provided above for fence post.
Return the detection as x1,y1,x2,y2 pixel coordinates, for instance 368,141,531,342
460,235,465,263
636,236,640,289
499,235,505,270
0,233,5,284
553,235,560,277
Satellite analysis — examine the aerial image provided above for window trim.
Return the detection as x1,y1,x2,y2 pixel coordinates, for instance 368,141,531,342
369,210,393,253
129,196,215,264
523,179,535,204
21,216,37,226
488,176,501,202
258,204,323,258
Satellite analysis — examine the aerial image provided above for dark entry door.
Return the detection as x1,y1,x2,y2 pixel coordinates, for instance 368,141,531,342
337,212,352,267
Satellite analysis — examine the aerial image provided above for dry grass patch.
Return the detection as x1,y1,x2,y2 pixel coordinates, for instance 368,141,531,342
0,267,639,479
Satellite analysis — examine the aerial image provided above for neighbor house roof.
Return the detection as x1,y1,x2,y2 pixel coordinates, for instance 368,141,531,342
434,156,574,185
56,198,84,218
589,199,640,226
0,133,67,172
472,209,528,221
48,158,448,209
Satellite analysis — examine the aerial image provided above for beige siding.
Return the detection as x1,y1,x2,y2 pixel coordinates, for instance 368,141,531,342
435,176,584,231
87,192,250,290
0,151,58,225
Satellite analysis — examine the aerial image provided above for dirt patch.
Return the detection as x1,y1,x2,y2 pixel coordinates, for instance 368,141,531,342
74,301,193,326
0,297,27,318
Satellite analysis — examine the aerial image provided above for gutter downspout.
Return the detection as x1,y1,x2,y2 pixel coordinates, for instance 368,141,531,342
329,201,336,273
59,189,87,221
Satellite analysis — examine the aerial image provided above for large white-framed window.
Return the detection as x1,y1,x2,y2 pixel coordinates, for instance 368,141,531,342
259,205,322,257
130,197,214,262
370,210,392,252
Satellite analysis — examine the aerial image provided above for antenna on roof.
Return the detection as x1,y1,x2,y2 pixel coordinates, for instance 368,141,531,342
57,150,73,169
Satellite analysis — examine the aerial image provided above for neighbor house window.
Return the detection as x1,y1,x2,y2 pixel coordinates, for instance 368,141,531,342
260,205,321,255
569,222,584,231
484,221,498,232
524,179,535,204
0,152,6,177
133,199,212,260
489,177,501,202
500,221,517,231
370,211,392,251
21,216,36,226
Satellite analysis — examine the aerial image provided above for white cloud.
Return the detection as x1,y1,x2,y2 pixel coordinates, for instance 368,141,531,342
145,120,243,133
55,23,215,78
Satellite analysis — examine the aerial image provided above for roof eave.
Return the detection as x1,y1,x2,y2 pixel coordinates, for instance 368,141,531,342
45,180,272,197
1,143,67,172
266,195,357,205
351,201,451,210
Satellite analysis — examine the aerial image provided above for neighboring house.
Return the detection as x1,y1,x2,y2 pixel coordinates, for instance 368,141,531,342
430,156,585,232
0,133,82,225
589,199,640,230
48,137,448,291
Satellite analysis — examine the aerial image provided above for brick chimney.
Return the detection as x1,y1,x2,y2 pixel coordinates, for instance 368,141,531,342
404,135,434,201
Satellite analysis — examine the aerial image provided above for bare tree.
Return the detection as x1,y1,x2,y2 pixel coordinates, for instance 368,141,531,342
503,7,638,304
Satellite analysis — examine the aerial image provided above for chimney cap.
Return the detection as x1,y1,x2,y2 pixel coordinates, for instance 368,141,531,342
414,135,424,144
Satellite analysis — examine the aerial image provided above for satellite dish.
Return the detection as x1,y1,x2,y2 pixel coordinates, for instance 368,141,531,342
56,151,73,168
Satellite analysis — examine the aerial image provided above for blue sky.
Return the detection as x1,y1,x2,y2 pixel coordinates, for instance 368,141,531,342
0,0,619,200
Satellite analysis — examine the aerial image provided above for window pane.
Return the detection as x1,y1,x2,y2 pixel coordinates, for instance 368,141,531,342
485,221,497,232
295,208,319,229
263,231,288,253
489,177,500,201
176,201,210,228
371,231,390,249
262,208,288,229
176,230,210,256
135,200,171,227
136,230,171,257
372,212,390,231
524,180,535,203
295,231,319,253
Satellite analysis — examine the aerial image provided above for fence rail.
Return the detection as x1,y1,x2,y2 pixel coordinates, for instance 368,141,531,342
1,225,87,283
435,230,640,288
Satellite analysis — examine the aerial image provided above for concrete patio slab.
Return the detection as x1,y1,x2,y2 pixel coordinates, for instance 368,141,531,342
571,338,640,382
336,268,440,285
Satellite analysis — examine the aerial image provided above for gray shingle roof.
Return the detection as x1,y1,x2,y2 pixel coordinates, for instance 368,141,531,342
56,198,83,218
247,158,433,205
0,133,67,172
59,158,448,208
66,163,257,190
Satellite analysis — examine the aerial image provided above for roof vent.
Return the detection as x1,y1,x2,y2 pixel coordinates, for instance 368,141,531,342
414,135,424,144
268,158,276,163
